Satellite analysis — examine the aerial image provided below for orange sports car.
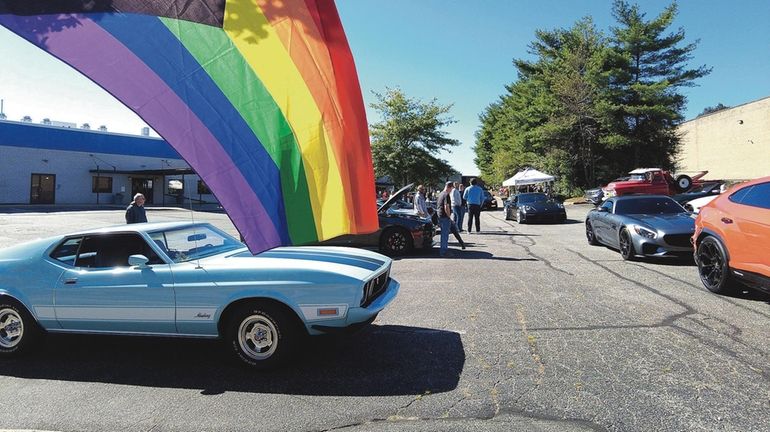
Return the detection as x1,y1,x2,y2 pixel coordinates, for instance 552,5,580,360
693,176,770,294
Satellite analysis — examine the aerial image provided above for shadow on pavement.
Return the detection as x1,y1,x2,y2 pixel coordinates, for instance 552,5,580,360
398,249,538,262
0,325,464,397
721,287,770,303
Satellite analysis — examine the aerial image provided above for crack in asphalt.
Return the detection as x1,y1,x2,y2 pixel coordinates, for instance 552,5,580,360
487,212,576,277
567,249,769,381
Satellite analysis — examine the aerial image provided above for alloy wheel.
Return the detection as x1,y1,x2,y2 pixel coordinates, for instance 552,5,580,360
697,240,725,290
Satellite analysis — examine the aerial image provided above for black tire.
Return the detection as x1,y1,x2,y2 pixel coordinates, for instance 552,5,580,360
586,222,600,245
618,228,636,261
380,227,413,256
696,236,733,294
226,302,300,369
517,210,526,224
675,175,693,192
505,208,513,221
0,298,41,357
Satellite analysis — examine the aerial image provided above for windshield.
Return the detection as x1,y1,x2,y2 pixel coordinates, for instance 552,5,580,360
614,197,685,215
149,224,244,263
517,193,548,204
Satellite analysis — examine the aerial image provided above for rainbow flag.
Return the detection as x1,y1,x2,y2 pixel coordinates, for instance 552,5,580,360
0,0,378,253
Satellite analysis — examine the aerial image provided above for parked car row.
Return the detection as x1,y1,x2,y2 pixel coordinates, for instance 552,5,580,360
585,176,770,297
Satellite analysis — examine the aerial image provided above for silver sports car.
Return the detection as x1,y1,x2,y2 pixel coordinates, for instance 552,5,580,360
585,195,695,260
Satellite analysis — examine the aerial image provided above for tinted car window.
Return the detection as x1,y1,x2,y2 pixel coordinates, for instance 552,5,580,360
599,200,614,213
76,233,163,268
736,182,770,209
50,237,83,266
728,186,752,204
615,198,685,215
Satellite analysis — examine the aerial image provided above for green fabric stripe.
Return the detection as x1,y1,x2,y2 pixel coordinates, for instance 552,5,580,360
160,17,318,244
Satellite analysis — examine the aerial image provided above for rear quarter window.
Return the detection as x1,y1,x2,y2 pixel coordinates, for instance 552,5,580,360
50,237,83,266
735,182,770,209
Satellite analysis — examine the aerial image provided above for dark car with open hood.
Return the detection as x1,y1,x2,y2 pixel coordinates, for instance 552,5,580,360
319,184,435,256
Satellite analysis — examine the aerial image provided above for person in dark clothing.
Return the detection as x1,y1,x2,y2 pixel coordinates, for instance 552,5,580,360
125,193,148,224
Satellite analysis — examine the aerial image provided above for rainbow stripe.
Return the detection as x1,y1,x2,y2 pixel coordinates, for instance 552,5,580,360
0,0,378,253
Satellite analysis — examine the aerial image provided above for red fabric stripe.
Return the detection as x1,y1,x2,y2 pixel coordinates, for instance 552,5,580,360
261,0,377,233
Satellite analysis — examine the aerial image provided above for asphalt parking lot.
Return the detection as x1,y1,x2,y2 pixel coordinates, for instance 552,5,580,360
0,206,768,432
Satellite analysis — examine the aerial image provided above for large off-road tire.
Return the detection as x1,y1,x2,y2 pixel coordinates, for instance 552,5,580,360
586,222,600,246
696,236,734,294
226,302,300,369
618,228,637,261
0,298,41,357
380,227,413,256
675,175,693,192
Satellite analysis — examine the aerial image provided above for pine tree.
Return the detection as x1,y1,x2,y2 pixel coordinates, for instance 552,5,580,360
606,0,710,169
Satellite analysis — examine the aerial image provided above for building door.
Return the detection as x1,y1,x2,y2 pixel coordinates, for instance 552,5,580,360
30,173,56,204
131,177,154,204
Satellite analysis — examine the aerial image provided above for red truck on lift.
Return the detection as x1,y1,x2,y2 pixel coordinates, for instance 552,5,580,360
602,168,708,199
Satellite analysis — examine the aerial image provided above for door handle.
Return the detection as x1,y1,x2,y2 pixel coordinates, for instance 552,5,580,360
64,278,78,285
720,217,733,224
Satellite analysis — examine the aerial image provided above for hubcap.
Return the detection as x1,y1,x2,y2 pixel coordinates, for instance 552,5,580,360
0,308,23,349
679,178,690,189
697,242,723,288
238,314,278,360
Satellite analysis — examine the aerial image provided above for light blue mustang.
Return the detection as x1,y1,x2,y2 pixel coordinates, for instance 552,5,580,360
0,222,399,368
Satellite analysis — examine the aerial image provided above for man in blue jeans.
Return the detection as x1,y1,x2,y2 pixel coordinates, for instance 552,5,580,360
463,178,484,233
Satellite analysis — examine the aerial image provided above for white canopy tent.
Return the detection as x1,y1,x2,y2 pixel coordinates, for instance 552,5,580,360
502,168,555,187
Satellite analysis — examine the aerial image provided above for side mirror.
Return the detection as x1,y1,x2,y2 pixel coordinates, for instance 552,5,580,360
128,254,150,267
598,207,609,213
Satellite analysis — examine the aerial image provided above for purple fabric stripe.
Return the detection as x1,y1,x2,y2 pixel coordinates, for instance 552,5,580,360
0,14,280,252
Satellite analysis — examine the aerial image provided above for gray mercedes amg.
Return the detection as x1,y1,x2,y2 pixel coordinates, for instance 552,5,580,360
585,195,695,260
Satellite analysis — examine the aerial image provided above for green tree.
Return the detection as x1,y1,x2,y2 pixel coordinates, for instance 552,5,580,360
369,88,459,186
606,0,711,168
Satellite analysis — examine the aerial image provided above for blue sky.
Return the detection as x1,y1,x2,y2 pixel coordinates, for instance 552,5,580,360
1,1,768,175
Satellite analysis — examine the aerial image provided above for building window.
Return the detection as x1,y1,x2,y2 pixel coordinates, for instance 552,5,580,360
197,180,212,195
92,176,113,193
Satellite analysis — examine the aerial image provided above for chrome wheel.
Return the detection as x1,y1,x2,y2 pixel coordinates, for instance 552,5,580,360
237,314,278,361
387,231,407,252
0,308,23,349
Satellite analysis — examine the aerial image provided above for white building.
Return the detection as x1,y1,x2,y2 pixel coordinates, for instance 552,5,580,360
0,119,216,207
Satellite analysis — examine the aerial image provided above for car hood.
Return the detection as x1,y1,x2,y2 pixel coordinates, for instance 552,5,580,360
206,245,391,282
523,200,563,212
378,183,414,214
624,213,695,232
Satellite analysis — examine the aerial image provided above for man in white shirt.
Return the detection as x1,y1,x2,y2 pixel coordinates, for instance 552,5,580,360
451,182,464,232
414,184,428,217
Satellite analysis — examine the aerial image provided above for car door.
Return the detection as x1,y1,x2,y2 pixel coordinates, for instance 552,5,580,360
593,200,615,243
54,233,177,334
729,182,770,276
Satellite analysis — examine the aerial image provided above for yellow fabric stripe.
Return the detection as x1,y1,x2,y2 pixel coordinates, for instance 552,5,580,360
223,1,350,239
